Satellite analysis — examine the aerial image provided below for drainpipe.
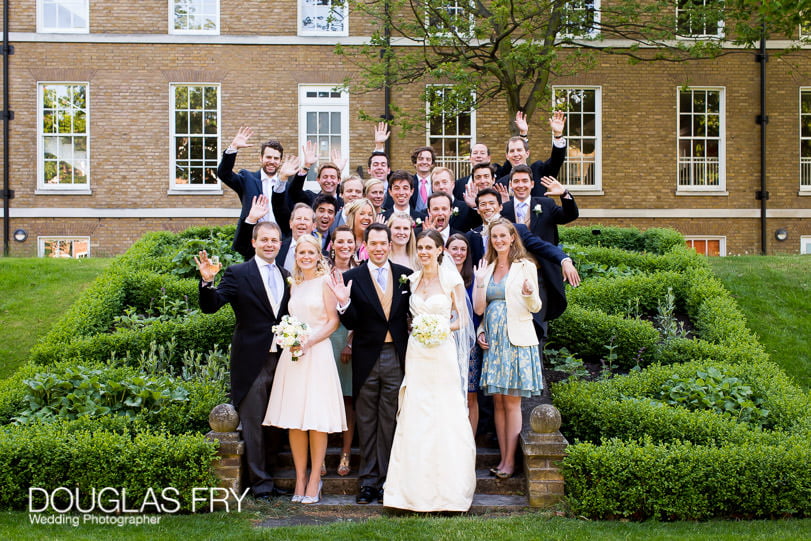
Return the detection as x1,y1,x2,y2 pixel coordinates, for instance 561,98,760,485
755,26,768,255
382,0,392,157
2,0,14,256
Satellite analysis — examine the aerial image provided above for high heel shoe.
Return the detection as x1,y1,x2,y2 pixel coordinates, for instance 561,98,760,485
337,452,351,476
291,494,303,503
301,481,322,505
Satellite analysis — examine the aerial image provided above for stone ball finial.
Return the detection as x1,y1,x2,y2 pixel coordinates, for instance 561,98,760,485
530,403,561,434
209,403,240,432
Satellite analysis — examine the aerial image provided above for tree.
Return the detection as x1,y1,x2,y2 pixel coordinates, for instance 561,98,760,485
336,0,811,131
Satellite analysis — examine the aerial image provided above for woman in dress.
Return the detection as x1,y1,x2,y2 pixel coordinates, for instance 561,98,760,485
344,198,376,261
364,178,387,215
387,212,418,269
263,235,347,503
384,229,477,512
472,219,542,479
327,225,358,477
446,233,481,435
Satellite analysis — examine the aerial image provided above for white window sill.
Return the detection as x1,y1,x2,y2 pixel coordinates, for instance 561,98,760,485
799,190,811,196
167,188,224,196
675,190,729,196
565,189,604,196
35,189,92,195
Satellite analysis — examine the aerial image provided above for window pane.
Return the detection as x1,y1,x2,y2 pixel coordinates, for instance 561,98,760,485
172,85,219,187
39,83,89,188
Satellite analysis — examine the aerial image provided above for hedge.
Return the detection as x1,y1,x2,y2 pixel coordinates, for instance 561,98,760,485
564,436,811,520
566,244,706,275
0,419,218,511
560,225,686,254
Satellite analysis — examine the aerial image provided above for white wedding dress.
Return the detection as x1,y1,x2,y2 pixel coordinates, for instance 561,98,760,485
383,279,477,512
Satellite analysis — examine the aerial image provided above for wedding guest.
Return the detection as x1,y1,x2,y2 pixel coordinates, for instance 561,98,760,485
364,178,387,215
472,219,543,479
263,235,346,504
333,175,365,231
344,198,376,261
446,233,480,434
328,225,359,477
387,212,418,269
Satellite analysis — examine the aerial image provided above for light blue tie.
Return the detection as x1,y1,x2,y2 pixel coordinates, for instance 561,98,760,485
267,264,281,301
516,201,528,223
375,267,387,290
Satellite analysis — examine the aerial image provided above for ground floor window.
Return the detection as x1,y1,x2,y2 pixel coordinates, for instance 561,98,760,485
38,236,90,258
684,236,725,256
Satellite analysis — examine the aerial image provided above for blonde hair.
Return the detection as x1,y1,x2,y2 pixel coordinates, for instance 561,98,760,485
291,235,330,284
387,212,418,269
485,218,530,266
344,198,376,234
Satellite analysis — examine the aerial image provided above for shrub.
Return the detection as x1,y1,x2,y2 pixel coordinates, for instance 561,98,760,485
560,225,686,254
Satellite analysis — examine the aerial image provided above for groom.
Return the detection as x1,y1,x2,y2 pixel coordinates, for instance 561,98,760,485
328,223,412,504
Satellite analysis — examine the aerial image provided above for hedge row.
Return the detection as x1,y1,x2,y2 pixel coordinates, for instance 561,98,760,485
560,225,686,254
564,436,811,520
0,419,218,511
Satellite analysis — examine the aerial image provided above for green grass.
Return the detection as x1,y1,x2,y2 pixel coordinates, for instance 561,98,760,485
708,255,811,390
1,509,810,540
0,257,112,379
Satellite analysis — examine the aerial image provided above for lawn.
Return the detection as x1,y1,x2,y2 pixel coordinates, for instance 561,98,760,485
708,254,811,389
0,257,112,379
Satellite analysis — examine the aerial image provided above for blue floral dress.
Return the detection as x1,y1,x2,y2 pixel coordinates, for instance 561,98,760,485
480,274,543,397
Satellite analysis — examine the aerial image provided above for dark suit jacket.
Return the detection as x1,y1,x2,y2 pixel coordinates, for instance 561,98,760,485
454,161,512,200
495,142,567,197
501,195,579,246
467,223,568,321
199,258,290,406
217,151,292,255
381,206,425,222
286,173,344,211
339,262,412,400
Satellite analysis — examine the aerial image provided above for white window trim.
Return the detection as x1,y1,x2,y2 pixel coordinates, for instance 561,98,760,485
675,86,726,194
675,0,724,39
298,0,349,36
37,236,91,258
558,0,601,40
552,85,601,192
801,236,811,254
799,88,811,193
424,0,475,39
425,84,476,178
169,82,222,192
684,235,726,256
298,85,350,189
37,0,89,34
168,0,221,35
36,81,90,193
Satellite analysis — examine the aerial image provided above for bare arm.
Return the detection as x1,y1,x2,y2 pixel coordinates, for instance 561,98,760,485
302,279,341,352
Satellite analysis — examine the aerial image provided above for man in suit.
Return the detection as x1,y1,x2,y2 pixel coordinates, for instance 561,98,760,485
277,203,317,271
500,164,579,246
495,111,568,196
312,194,338,253
410,146,435,212
328,223,412,505
196,221,291,500
418,191,464,244
431,166,479,232
453,143,507,200
381,170,423,221
287,157,342,210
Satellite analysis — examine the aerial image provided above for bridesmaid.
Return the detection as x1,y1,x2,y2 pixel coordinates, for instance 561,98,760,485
344,198,376,261
327,225,358,476
363,178,387,215
387,212,418,269
472,219,542,479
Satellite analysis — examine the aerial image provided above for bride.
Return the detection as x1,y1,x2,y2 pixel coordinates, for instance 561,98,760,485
383,229,477,512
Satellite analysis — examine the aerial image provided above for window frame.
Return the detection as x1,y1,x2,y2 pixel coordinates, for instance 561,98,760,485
298,0,349,36
675,0,724,39
425,0,475,38
298,85,350,186
676,86,726,193
37,236,91,258
169,0,221,35
425,84,476,181
799,88,811,193
169,83,222,192
552,85,602,192
37,0,89,34
37,82,91,193
684,235,726,257
801,236,811,255
558,0,600,39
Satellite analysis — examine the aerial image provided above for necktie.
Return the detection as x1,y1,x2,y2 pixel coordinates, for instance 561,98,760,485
267,263,280,301
516,201,527,223
375,267,387,290
419,178,428,207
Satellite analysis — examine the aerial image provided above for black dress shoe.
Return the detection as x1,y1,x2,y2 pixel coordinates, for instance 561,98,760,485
377,488,384,503
356,486,376,504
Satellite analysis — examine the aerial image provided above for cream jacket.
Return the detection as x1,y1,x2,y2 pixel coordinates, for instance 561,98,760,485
479,258,542,347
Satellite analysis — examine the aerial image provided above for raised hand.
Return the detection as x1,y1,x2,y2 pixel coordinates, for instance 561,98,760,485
421,213,437,231
229,127,254,150
247,194,269,223
374,213,388,224
194,250,222,282
521,278,534,296
301,140,317,169
278,155,301,180
330,147,348,172
549,111,566,137
373,122,390,150
562,259,581,288
494,183,510,202
540,176,566,196
514,111,528,135
473,258,489,283
327,268,352,306
463,181,477,208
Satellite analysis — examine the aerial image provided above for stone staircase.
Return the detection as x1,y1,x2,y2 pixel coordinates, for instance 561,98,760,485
272,442,529,513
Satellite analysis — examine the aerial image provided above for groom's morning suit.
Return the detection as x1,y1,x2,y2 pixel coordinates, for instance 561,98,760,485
199,257,290,497
339,260,412,495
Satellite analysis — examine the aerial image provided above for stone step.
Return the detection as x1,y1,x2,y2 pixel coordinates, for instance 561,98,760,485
276,446,509,470
273,468,525,496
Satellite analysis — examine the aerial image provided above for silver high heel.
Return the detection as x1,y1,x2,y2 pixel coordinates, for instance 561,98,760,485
301,481,323,504
291,494,304,503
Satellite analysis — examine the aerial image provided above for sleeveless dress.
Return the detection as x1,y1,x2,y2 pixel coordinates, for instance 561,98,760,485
384,293,477,512
480,275,544,397
263,275,347,433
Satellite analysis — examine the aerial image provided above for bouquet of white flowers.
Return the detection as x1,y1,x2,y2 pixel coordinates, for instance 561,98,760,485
272,315,310,360
411,313,450,347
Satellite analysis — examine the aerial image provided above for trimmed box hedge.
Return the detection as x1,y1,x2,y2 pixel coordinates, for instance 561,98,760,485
560,225,686,254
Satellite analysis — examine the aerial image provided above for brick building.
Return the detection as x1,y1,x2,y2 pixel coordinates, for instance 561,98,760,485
2,1,811,257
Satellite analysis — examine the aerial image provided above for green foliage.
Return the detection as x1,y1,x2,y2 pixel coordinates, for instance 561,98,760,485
560,225,686,254
171,228,242,280
0,420,217,511
113,283,200,331
544,345,589,382
655,367,769,428
564,436,811,520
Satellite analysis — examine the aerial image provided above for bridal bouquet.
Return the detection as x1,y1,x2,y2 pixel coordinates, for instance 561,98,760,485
272,315,310,360
411,314,450,347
